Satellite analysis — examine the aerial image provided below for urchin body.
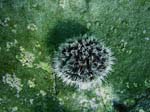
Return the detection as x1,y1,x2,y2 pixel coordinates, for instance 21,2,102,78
53,35,114,89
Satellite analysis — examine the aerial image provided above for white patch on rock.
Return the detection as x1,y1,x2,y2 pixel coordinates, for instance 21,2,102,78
59,0,67,9
0,17,10,27
40,90,47,96
2,73,23,95
27,79,36,88
29,99,34,105
11,106,18,112
16,46,35,68
6,39,18,51
27,23,37,31
145,37,150,41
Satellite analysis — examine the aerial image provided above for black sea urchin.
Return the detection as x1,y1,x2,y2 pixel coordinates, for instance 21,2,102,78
53,35,114,89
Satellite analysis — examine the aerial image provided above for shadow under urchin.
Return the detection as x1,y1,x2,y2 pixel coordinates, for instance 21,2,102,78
46,20,88,54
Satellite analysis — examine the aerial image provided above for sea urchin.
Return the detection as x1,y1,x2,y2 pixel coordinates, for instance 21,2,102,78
53,35,114,89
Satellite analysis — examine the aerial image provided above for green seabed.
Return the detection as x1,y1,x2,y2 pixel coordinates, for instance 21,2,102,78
0,0,150,112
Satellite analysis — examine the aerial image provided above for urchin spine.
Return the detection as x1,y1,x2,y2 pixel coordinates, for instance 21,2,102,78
53,34,115,88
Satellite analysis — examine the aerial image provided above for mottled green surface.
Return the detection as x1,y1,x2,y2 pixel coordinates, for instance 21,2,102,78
0,0,150,112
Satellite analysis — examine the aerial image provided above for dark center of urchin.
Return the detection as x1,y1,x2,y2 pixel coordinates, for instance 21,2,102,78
55,37,110,82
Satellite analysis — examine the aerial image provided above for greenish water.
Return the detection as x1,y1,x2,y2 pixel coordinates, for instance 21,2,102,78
0,0,150,112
